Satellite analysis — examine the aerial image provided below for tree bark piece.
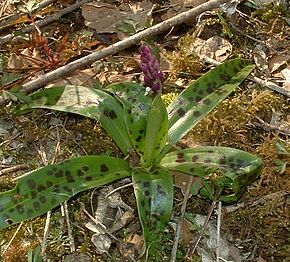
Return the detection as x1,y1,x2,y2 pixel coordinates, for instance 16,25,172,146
0,0,227,106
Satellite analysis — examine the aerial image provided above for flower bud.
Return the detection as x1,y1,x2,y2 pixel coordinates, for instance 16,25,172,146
140,45,163,94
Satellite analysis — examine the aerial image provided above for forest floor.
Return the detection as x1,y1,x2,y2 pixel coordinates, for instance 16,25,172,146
0,0,290,261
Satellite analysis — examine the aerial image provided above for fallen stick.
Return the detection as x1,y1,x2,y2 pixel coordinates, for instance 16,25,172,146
0,0,227,106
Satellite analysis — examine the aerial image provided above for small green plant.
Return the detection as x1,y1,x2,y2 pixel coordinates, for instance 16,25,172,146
274,139,290,174
0,45,263,259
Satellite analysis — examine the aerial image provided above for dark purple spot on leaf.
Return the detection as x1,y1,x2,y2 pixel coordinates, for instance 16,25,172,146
82,166,89,171
139,129,144,134
37,185,46,192
203,98,211,105
27,179,37,189
100,164,109,172
195,96,202,102
204,159,212,163
77,169,85,177
39,196,46,203
219,157,226,165
55,170,64,178
144,191,150,196
136,135,142,142
53,185,61,193
143,181,150,188
175,158,185,163
177,108,186,117
85,176,93,181
232,67,239,74
177,152,184,159
193,111,201,117
192,155,199,162
104,110,117,119
46,181,53,187
189,167,195,172
31,191,37,198
230,163,236,169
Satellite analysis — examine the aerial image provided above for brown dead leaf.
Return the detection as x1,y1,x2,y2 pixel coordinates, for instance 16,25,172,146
7,48,41,70
180,218,195,242
268,54,290,73
190,36,232,62
82,1,153,34
253,44,270,77
161,0,206,21
174,172,201,196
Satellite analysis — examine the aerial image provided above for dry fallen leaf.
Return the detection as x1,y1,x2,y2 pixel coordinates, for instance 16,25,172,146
190,36,232,62
81,1,153,34
253,44,270,77
268,54,290,73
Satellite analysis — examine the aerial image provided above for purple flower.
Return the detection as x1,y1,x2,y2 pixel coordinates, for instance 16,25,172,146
140,45,163,93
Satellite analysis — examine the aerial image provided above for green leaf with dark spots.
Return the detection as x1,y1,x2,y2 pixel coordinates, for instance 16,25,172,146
107,82,152,155
18,85,133,155
167,59,255,144
132,166,173,245
0,156,131,229
142,95,168,167
160,146,263,203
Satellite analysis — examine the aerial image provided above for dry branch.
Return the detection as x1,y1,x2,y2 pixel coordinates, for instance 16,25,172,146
0,0,227,105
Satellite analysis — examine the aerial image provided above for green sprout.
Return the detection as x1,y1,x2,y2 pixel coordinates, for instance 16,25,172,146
0,45,263,258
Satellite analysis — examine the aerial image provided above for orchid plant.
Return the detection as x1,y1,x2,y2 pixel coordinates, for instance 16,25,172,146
0,45,263,256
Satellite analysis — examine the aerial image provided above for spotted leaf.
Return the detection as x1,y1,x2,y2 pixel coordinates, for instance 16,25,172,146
160,146,263,203
132,166,173,245
142,95,168,167
167,59,255,144
18,85,133,155
107,82,152,155
0,156,131,229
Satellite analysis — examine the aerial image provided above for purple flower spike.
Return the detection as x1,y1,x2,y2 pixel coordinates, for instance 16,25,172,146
140,45,163,94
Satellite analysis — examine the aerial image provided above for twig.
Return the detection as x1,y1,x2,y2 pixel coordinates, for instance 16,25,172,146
0,0,228,106
0,0,57,29
0,0,91,45
171,176,193,262
216,201,222,262
186,201,216,259
63,201,75,252
2,222,23,255
202,56,290,97
105,182,133,199
0,163,29,176
41,211,52,256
